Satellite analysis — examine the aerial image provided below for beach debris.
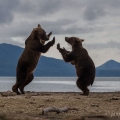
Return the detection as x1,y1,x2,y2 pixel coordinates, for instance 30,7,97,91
29,101,36,104
31,92,39,96
0,91,17,97
0,104,5,107
111,97,120,100
44,99,55,102
80,116,120,120
42,107,78,115
91,104,99,107
75,97,81,99
25,91,40,96
40,93,51,96
37,104,44,108
25,95,32,99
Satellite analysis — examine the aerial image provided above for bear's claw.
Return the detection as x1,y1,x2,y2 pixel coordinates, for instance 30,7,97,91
57,43,60,50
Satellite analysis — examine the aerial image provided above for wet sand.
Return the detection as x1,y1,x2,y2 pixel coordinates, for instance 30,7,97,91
0,91,120,120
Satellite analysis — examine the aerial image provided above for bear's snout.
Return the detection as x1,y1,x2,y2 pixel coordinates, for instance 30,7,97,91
65,37,69,42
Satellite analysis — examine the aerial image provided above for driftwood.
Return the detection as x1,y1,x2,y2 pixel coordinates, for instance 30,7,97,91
42,107,78,115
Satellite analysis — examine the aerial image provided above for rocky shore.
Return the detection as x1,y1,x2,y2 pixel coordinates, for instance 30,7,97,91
0,91,120,120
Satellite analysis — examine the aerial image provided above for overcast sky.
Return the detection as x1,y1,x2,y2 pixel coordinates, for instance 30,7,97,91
0,0,120,67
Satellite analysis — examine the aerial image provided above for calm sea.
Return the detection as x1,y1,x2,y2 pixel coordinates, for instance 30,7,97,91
0,77,120,92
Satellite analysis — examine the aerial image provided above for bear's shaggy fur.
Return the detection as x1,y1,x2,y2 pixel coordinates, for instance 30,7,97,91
12,24,55,94
57,37,95,95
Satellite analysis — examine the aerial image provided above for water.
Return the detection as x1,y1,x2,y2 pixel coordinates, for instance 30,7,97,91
0,77,120,92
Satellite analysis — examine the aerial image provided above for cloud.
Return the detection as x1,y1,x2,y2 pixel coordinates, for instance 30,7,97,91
0,0,19,24
0,37,24,47
83,0,120,21
84,41,120,50
61,25,103,35
16,0,84,15
0,0,120,66
83,3,106,21
0,0,119,40
15,0,63,17
1,0,119,37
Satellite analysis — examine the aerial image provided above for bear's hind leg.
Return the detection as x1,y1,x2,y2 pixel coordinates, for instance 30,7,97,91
12,83,21,95
81,87,89,96
19,73,34,94
76,78,89,96
12,72,27,95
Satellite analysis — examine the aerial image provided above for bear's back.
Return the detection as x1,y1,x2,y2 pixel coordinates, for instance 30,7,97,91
73,47,95,77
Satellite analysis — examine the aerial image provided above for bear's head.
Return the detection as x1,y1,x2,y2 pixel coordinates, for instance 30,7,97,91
65,37,84,47
33,24,49,41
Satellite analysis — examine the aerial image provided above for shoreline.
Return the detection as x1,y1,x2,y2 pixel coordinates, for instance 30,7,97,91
0,77,120,93
0,91,120,120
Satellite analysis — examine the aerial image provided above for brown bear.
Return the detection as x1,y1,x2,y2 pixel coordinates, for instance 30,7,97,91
12,24,55,94
57,37,95,96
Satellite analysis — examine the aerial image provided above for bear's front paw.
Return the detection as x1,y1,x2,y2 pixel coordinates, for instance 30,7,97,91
47,31,52,37
63,47,70,53
50,37,55,46
63,47,67,52
57,43,60,49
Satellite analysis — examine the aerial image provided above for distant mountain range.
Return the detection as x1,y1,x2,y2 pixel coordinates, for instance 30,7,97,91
0,43,120,77
96,60,120,77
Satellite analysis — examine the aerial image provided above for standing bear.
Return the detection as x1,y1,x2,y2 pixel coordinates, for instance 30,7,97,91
12,24,55,94
57,37,95,96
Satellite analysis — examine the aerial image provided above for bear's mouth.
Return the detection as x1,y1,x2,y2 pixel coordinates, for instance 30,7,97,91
40,39,45,44
65,37,72,46
64,37,72,50
65,37,70,44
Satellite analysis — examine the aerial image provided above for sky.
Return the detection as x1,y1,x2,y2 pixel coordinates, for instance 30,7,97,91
0,0,120,67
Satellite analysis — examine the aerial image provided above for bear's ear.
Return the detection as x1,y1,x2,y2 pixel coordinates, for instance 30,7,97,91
38,24,41,28
77,38,84,42
81,39,84,42
33,28,37,32
76,38,80,42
